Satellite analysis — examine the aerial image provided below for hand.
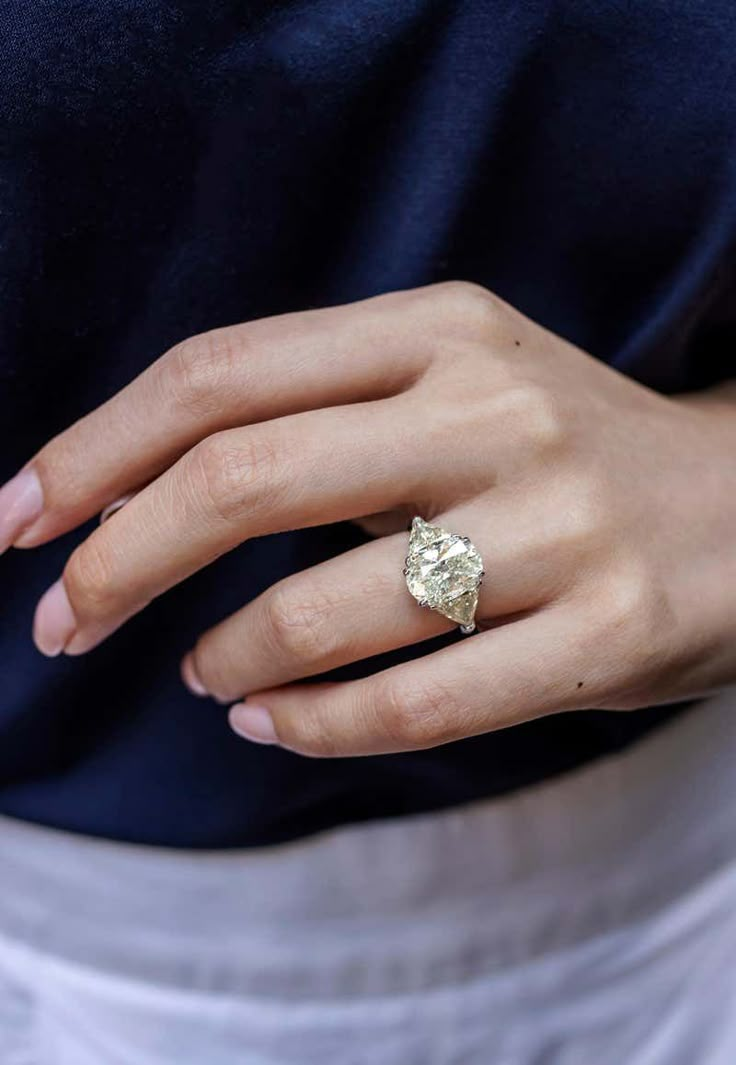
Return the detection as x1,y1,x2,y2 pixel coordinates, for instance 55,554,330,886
2,282,735,756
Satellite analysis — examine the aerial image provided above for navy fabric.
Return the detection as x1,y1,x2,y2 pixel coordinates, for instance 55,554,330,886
0,2,734,847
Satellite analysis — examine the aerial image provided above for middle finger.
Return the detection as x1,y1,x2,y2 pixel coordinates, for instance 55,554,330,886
33,401,430,656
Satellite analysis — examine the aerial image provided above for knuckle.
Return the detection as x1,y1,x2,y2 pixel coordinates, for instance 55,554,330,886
434,280,502,338
490,382,568,458
604,564,652,631
64,539,118,617
263,583,335,669
512,383,568,453
380,677,457,749
598,562,674,674
191,430,282,525
165,329,241,417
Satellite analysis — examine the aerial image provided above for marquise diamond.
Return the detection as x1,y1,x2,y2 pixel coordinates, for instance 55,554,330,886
403,517,484,631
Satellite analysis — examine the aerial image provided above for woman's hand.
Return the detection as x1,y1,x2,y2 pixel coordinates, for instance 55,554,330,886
2,282,735,755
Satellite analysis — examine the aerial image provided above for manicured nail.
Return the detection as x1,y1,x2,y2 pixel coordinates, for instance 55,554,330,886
0,469,43,553
181,654,208,697
33,579,76,657
100,494,135,525
229,703,278,745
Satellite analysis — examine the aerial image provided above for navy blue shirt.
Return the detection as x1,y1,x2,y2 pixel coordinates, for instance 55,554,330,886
0,2,734,846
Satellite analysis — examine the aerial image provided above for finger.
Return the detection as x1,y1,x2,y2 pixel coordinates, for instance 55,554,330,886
227,605,598,757
182,499,563,704
33,402,430,657
184,534,450,704
8,289,434,550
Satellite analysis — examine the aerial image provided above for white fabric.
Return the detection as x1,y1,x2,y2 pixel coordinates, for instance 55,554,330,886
1,689,736,1064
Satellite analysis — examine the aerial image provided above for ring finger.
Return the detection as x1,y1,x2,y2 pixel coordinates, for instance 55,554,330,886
182,501,565,704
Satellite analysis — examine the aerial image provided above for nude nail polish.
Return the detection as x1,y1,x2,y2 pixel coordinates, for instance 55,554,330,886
229,703,278,745
0,469,43,554
33,579,76,657
181,655,209,697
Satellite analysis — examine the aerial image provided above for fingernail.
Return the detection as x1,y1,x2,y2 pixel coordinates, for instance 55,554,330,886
181,654,208,697
33,579,76,657
229,703,278,745
0,468,43,553
100,494,135,525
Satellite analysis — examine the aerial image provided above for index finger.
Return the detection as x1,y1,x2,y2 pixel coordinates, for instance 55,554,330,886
1,289,429,552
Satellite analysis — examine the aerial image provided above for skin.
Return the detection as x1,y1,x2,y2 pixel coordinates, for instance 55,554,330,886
1,281,735,756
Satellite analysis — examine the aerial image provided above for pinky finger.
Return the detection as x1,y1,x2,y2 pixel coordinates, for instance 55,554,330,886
228,605,601,757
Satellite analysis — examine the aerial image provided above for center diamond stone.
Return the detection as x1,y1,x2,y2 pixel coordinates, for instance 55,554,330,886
404,516,484,631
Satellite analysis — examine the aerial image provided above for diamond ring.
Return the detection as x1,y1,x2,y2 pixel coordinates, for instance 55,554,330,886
403,516,484,634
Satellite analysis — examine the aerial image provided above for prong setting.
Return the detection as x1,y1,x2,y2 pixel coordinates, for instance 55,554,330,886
403,516,484,634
